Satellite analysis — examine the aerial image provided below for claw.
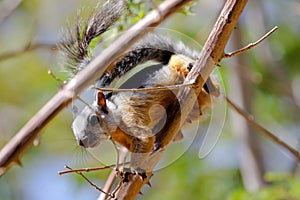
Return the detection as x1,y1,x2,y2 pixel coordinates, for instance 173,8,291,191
120,167,132,182
137,167,147,181
117,167,148,182
138,172,147,181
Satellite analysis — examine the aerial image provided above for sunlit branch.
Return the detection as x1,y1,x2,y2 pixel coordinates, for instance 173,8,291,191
58,163,117,175
64,165,114,198
224,26,278,58
92,83,193,93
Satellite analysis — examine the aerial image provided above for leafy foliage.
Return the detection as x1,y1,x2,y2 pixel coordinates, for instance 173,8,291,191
229,173,300,200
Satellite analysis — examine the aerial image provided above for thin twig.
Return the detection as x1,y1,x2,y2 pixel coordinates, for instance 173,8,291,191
92,83,193,93
48,70,67,85
58,163,116,175
0,43,58,61
59,151,129,199
226,96,300,161
98,148,129,200
224,26,278,58
64,165,114,198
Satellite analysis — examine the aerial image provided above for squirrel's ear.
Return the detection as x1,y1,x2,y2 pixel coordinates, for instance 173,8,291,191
97,92,108,113
97,92,106,107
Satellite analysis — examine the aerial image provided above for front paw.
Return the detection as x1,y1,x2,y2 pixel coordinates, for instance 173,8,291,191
116,167,147,182
136,167,147,180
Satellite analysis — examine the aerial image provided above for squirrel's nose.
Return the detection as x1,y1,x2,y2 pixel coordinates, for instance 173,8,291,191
77,133,100,148
78,140,84,147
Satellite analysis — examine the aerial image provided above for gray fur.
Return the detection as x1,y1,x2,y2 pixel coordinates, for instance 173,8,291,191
98,34,199,86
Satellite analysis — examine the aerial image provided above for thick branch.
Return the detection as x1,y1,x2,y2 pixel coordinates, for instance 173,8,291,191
227,26,266,191
114,0,248,199
0,0,191,176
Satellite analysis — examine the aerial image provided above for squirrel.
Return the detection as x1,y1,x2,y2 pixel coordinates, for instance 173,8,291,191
60,0,220,172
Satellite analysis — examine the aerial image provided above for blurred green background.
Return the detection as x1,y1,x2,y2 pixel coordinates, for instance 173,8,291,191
1,0,300,199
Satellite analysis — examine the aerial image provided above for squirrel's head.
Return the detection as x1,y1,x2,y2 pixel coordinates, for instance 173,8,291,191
72,91,116,148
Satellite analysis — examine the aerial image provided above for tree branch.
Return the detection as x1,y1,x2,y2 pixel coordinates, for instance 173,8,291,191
0,0,192,176
224,26,278,58
98,149,129,200
64,165,114,197
226,97,300,161
114,0,248,199
0,42,58,62
227,26,266,191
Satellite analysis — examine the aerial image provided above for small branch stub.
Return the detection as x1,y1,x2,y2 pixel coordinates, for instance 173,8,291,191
224,26,278,58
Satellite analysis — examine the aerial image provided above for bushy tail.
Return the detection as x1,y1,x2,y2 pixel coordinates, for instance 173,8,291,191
60,0,201,88
98,34,200,87
59,0,125,75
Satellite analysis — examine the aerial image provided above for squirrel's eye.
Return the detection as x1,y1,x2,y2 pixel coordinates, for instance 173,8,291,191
90,115,101,126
